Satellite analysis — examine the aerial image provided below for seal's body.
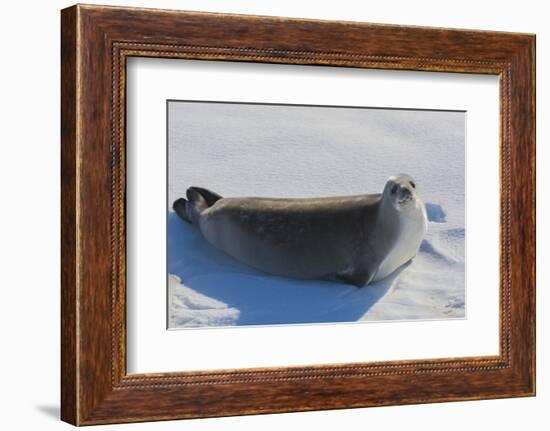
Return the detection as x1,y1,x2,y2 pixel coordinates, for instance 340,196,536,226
173,174,427,287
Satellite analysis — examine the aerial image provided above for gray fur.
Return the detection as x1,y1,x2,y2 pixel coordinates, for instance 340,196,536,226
172,175,426,287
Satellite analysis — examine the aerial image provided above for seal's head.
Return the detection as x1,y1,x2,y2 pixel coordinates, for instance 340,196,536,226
382,174,420,212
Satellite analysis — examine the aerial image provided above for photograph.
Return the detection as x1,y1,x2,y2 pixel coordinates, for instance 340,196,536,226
167,100,466,328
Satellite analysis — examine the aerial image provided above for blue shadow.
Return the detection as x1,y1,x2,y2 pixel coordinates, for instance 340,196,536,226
168,212,406,326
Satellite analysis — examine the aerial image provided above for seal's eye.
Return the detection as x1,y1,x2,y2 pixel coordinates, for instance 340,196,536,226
410,181,416,189
391,184,398,195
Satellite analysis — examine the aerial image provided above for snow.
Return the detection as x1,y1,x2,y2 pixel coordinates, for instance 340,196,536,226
168,274,240,327
167,101,465,328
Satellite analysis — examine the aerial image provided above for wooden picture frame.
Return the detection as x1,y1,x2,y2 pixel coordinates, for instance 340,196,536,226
61,4,535,425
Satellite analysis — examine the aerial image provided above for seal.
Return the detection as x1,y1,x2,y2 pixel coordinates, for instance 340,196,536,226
173,174,427,287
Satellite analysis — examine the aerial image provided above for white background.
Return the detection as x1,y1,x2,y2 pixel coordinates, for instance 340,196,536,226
127,60,499,373
0,0,546,430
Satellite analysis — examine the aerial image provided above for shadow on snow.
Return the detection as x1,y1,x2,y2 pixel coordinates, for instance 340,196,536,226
167,212,407,327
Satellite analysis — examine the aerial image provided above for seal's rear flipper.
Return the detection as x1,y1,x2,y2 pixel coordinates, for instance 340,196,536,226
173,187,224,226
173,198,192,224
187,187,223,206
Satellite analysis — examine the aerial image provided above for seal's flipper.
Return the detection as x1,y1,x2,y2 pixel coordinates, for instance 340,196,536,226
336,269,374,288
188,187,223,206
173,187,224,226
173,198,192,224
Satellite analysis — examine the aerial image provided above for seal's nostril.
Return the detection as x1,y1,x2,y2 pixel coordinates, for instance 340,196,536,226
399,187,411,198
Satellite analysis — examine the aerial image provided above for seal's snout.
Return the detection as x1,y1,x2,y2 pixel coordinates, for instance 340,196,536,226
399,186,412,199
397,185,413,205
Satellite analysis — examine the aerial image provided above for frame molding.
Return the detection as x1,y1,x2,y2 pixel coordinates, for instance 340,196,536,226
61,4,535,425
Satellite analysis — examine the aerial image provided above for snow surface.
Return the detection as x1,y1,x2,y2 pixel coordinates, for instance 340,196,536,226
167,101,465,328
